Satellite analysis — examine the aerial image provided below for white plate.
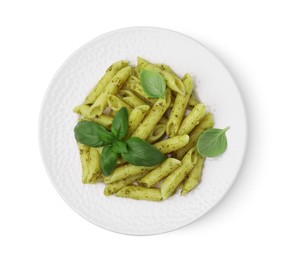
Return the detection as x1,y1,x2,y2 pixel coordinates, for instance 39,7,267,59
39,27,247,235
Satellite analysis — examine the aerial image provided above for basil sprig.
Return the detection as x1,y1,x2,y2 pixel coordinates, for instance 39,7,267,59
74,107,166,176
140,69,166,98
196,127,230,157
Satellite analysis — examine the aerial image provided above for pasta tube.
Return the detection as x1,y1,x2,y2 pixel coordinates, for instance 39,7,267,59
175,113,214,159
127,105,150,137
132,89,171,140
153,135,189,154
104,164,157,184
73,104,90,117
78,143,90,184
144,64,185,95
88,66,131,118
79,114,113,129
137,56,151,71
147,124,166,143
107,95,133,114
177,103,206,135
138,57,185,95
116,186,162,201
118,90,147,107
156,64,185,97
89,174,104,184
104,173,145,196
92,115,113,129
86,147,101,183
161,147,198,199
138,158,181,188
155,63,173,73
166,73,193,136
84,60,129,105
181,154,205,195
188,95,199,107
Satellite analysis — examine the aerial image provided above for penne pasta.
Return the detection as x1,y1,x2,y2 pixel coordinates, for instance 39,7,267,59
175,113,214,159
78,143,90,184
153,135,189,154
137,56,151,71
104,164,157,184
138,158,181,188
104,173,146,196
156,63,186,99
84,60,129,105
177,103,206,135
79,114,113,130
155,63,173,73
77,144,101,184
86,147,101,183
118,90,147,107
89,174,104,184
147,124,166,143
107,95,133,114
73,104,91,117
144,64,185,95
132,89,171,140
127,105,150,137
116,186,162,201
166,73,193,136
188,95,199,107
138,57,185,95
161,147,198,199
181,154,205,195
88,66,131,118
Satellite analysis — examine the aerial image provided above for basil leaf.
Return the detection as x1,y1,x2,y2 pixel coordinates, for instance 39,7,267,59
111,107,128,140
122,137,166,166
196,127,230,157
113,141,128,154
74,121,115,147
100,146,118,176
140,69,166,98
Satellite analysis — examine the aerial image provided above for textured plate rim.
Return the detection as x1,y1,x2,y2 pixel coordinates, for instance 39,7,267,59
38,26,248,236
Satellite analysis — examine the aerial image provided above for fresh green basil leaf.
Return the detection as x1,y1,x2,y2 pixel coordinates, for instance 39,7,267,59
111,107,128,140
74,121,114,147
113,141,128,154
100,146,118,176
196,127,230,157
121,137,166,166
140,69,166,98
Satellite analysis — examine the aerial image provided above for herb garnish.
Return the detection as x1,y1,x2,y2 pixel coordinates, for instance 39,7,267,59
74,107,166,176
140,69,166,98
196,127,230,157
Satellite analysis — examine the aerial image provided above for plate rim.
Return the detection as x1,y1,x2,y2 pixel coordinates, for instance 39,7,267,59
38,26,248,236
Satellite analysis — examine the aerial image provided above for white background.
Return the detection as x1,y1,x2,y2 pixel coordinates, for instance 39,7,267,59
1,0,295,259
